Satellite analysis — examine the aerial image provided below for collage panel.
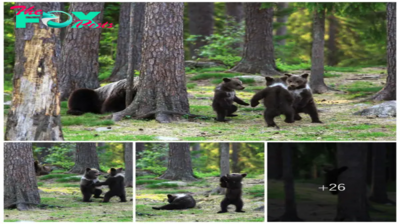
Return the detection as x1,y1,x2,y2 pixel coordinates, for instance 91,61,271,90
135,142,265,222
3,142,133,222
267,143,396,222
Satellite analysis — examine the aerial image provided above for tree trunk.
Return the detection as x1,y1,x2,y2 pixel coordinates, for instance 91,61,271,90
4,143,40,210
268,143,283,180
34,143,53,163
5,2,63,141
310,8,329,94
276,3,289,45
113,3,189,123
278,144,302,221
107,3,131,82
335,143,370,221
126,3,145,106
188,3,214,58
327,13,339,66
59,3,104,100
226,3,243,25
136,142,145,160
231,143,240,173
192,143,201,159
159,143,197,181
220,143,230,176
231,3,279,75
70,143,100,174
371,3,396,101
124,143,133,187
369,144,393,204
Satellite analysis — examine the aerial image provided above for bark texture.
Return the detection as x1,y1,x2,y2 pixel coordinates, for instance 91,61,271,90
231,143,240,173
4,143,40,210
369,144,393,204
59,3,104,100
226,3,243,24
113,3,189,123
107,3,131,82
276,3,289,45
188,3,214,58
159,143,197,181
136,143,145,160
371,3,396,101
220,143,230,176
310,9,329,94
327,13,339,66
335,143,370,221
231,3,279,75
70,143,100,174
5,2,64,141
124,143,133,187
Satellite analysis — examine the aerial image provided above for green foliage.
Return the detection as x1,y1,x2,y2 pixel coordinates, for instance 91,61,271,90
190,73,240,81
136,143,169,175
35,144,76,169
97,143,125,171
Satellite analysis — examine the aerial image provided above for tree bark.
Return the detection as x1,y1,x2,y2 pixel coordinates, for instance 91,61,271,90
276,3,289,45
126,3,145,106
124,143,133,187
113,3,189,123
136,142,145,160
70,143,100,174
231,3,279,75
107,3,131,82
310,8,329,94
278,144,302,221
327,13,339,66
268,143,283,180
159,143,197,181
5,2,64,141
371,3,396,101
369,144,393,204
335,143,370,221
231,143,240,173
220,143,230,176
4,143,40,210
34,143,53,163
188,3,214,58
59,3,104,100
226,3,243,25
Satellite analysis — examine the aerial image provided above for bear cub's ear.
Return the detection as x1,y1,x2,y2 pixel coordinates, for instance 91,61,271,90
301,73,309,79
241,173,247,177
85,168,91,172
223,78,231,82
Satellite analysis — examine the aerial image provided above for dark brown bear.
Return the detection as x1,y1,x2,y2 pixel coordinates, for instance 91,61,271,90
152,194,196,210
250,77,294,128
212,78,249,122
95,167,126,202
80,168,103,202
218,173,247,213
34,161,53,176
285,73,322,123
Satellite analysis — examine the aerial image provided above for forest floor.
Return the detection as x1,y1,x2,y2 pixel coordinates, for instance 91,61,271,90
135,174,265,222
268,179,396,221
3,66,395,141
4,171,133,222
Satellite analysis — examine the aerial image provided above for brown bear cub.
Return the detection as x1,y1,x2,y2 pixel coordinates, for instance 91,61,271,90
95,167,126,202
212,78,249,122
152,194,196,210
250,77,295,128
80,168,103,202
285,73,322,123
218,173,247,213
34,161,53,176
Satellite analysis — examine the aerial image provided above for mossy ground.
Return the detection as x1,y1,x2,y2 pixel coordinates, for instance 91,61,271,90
268,179,396,221
4,172,133,222
136,174,265,222
3,66,395,141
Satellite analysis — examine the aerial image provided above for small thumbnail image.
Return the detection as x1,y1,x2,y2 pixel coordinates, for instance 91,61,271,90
135,142,265,222
4,142,133,222
268,143,396,221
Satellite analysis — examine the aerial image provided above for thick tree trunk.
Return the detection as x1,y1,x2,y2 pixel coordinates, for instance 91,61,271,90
278,144,302,221
4,143,40,210
371,3,396,101
188,3,214,58
136,142,145,160
310,8,329,94
113,3,189,123
268,143,283,180
335,143,370,221
159,143,197,181
231,3,279,75
70,143,100,174
107,3,131,82
34,143,53,163
220,143,230,176
59,3,104,100
126,3,145,106
124,143,133,187
327,13,339,66
231,143,240,173
5,2,64,141
276,3,289,45
369,144,393,204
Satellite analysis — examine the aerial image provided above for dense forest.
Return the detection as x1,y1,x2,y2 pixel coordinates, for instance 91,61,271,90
268,143,396,221
3,3,396,141
4,143,133,222
136,143,265,222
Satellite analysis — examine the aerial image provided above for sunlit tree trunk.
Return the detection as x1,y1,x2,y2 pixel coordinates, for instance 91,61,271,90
124,143,133,187
70,143,100,174
231,143,240,173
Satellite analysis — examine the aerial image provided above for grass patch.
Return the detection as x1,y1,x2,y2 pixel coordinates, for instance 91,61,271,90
186,83,197,89
190,73,240,81
324,72,341,78
325,66,360,72
38,173,76,180
340,81,382,99
61,113,115,127
55,176,82,182
136,179,165,185
247,185,264,198
146,183,179,189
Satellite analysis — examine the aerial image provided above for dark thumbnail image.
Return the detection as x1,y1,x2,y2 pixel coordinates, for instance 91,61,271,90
268,143,396,221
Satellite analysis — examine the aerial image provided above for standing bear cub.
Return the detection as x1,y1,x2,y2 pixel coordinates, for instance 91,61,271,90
80,168,103,202
285,73,322,123
95,167,127,202
212,78,249,122
218,173,247,213
152,194,196,210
